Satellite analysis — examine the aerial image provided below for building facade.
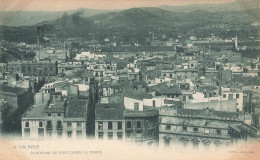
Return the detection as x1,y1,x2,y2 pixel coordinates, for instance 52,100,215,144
159,106,252,149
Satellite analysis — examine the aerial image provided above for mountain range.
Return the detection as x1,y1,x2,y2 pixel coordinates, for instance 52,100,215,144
0,8,111,26
0,1,259,44
0,1,259,26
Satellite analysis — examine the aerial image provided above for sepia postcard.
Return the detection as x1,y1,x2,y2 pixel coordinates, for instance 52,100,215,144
0,0,260,160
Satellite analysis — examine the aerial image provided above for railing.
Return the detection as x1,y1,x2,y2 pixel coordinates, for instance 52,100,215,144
46,125,52,130
56,125,63,130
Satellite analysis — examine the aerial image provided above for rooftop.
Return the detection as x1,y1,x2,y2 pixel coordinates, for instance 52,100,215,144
124,90,152,100
149,82,182,95
95,103,124,120
22,103,47,119
124,106,158,118
198,86,218,92
65,98,88,118
45,101,66,113
160,107,240,120
0,85,28,95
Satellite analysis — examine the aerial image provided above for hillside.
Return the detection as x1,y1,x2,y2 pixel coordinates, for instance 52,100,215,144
0,7,259,44
0,8,110,26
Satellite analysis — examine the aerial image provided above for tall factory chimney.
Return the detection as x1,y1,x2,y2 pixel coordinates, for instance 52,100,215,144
37,26,40,48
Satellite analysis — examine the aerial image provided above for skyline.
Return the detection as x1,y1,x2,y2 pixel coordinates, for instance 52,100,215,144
0,0,242,11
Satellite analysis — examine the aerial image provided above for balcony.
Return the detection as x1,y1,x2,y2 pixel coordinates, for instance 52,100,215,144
46,125,53,130
56,125,63,130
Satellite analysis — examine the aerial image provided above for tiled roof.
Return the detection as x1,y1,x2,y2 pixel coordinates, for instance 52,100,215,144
124,90,152,100
22,103,47,119
95,103,124,120
65,99,88,118
198,85,218,92
149,82,182,95
45,101,66,113
176,108,239,119
0,85,28,95
124,106,158,117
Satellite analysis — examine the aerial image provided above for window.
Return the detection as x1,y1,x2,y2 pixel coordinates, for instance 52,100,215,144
98,122,103,130
223,94,226,98
98,132,103,139
67,131,72,138
204,128,210,134
118,122,122,130
170,74,172,78
67,122,72,127
24,128,30,137
134,103,139,111
76,130,82,137
137,121,141,128
48,113,51,117
39,122,43,127
216,129,221,135
117,132,123,140
164,139,170,146
191,64,194,67
38,128,44,137
108,122,113,130
57,121,62,129
182,126,187,132
77,122,81,127
153,100,156,107
183,96,186,102
47,121,52,129
127,121,131,128
57,113,61,116
163,74,166,77
236,94,239,99
166,125,171,130
108,132,113,140
25,122,29,127
193,127,199,133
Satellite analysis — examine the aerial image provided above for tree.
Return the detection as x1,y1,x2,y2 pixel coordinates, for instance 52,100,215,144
86,82,95,138
94,81,99,104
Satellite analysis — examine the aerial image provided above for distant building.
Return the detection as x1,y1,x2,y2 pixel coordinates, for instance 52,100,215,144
161,69,198,81
222,89,243,111
0,63,7,73
0,85,33,112
35,48,70,62
149,82,182,99
7,61,57,80
100,81,121,97
57,61,83,74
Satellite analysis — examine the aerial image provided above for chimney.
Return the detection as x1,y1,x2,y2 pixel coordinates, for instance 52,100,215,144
37,26,40,48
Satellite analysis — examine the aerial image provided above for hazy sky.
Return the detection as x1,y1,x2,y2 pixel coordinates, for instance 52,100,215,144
0,0,239,11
